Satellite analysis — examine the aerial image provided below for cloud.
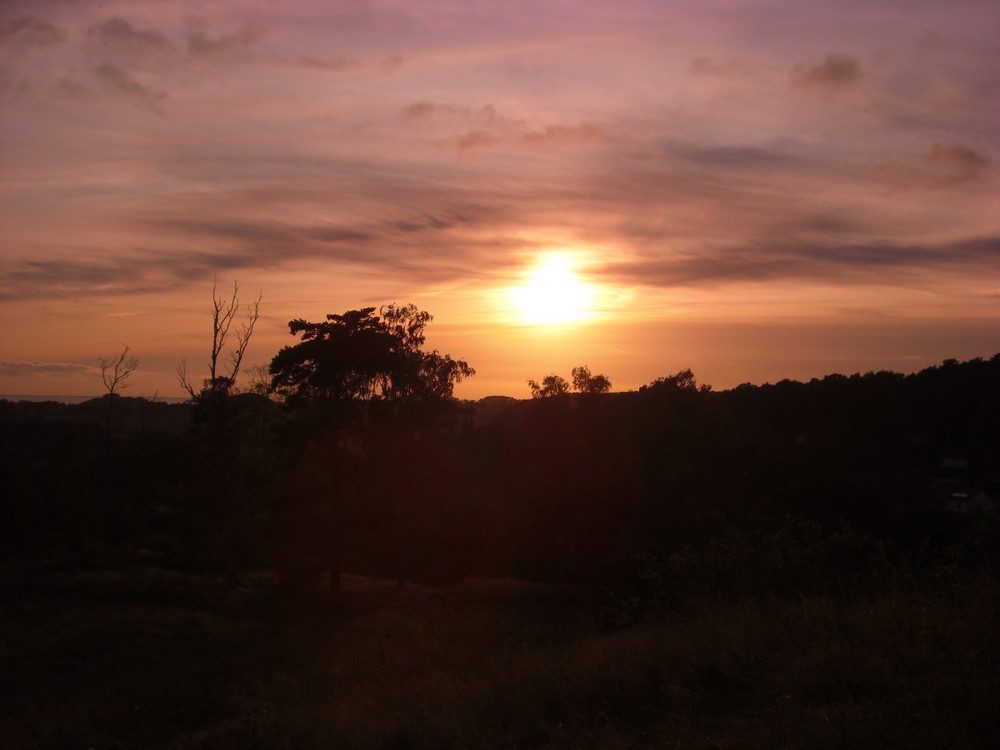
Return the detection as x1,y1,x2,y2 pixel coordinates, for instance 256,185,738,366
0,188,529,301
690,57,741,75
0,360,95,377
792,54,861,89
520,123,603,149
597,236,1000,288
87,16,175,68
390,214,454,233
871,142,991,189
451,129,502,154
927,142,990,180
93,63,167,112
0,16,63,48
380,54,405,72
400,101,498,123
0,221,399,301
401,100,446,121
295,55,362,71
415,102,603,154
185,18,260,57
664,141,800,170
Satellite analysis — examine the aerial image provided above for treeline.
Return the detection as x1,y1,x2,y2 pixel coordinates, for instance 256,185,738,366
2,355,998,595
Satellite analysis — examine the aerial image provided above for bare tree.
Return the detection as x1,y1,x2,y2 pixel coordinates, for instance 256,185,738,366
177,280,261,399
98,344,139,449
174,281,262,584
240,364,273,397
100,344,139,396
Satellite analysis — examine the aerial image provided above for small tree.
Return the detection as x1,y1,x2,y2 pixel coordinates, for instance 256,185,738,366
98,344,138,449
239,364,273,397
175,281,261,582
642,368,711,393
177,279,261,402
571,365,612,394
528,374,570,398
529,366,611,398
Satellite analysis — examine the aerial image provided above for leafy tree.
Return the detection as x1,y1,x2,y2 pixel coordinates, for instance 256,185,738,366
270,304,474,409
642,367,711,393
268,304,474,592
528,374,570,398
529,366,611,398
571,365,612,394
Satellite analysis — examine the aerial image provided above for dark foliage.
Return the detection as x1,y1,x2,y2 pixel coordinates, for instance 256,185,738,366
3,353,1000,750
1,354,998,591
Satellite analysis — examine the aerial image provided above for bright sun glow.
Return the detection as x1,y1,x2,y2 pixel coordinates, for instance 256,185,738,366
512,256,594,324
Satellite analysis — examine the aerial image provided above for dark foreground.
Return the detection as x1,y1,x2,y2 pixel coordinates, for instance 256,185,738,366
2,562,997,750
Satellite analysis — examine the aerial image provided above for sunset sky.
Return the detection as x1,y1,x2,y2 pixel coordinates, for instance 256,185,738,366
2,0,998,400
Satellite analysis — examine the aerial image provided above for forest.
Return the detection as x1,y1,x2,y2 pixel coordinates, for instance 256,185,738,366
2,309,999,748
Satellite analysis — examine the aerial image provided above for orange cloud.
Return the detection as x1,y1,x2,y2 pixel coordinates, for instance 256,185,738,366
520,123,603,149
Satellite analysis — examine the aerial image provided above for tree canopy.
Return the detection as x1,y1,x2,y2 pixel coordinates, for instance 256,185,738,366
528,374,570,398
269,304,474,408
529,365,611,398
571,365,612,394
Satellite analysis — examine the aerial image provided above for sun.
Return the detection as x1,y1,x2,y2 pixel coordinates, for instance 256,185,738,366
512,256,594,324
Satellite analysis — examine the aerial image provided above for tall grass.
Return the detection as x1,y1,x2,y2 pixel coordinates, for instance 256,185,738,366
3,566,996,749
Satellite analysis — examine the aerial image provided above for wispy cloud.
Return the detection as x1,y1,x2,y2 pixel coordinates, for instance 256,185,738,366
88,16,175,62
184,18,260,58
597,236,1000,288
93,63,167,112
450,129,502,154
792,54,861,90
520,123,603,149
294,55,362,72
0,16,63,48
871,142,991,189
690,57,742,76
0,360,95,377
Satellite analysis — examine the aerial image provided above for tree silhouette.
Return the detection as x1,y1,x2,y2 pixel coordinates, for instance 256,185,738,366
529,366,611,397
528,374,570,398
174,281,261,582
177,280,260,402
270,304,473,408
571,365,612,394
269,303,474,592
98,344,138,452
642,368,711,393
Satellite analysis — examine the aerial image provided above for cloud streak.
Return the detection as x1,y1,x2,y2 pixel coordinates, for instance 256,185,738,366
871,142,991,189
92,63,167,111
0,360,95,377
87,16,175,68
0,16,63,48
598,236,1000,288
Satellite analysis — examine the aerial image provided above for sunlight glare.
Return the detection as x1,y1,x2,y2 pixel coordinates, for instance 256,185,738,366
512,256,594,324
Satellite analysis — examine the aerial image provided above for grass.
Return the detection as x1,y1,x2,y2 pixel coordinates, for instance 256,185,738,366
2,564,998,749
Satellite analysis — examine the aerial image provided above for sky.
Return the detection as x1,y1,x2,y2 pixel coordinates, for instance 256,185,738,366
1,0,998,400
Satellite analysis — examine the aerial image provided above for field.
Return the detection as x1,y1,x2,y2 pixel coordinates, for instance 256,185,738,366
3,562,998,749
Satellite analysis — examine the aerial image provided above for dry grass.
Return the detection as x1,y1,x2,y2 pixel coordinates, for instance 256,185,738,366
2,566,997,749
